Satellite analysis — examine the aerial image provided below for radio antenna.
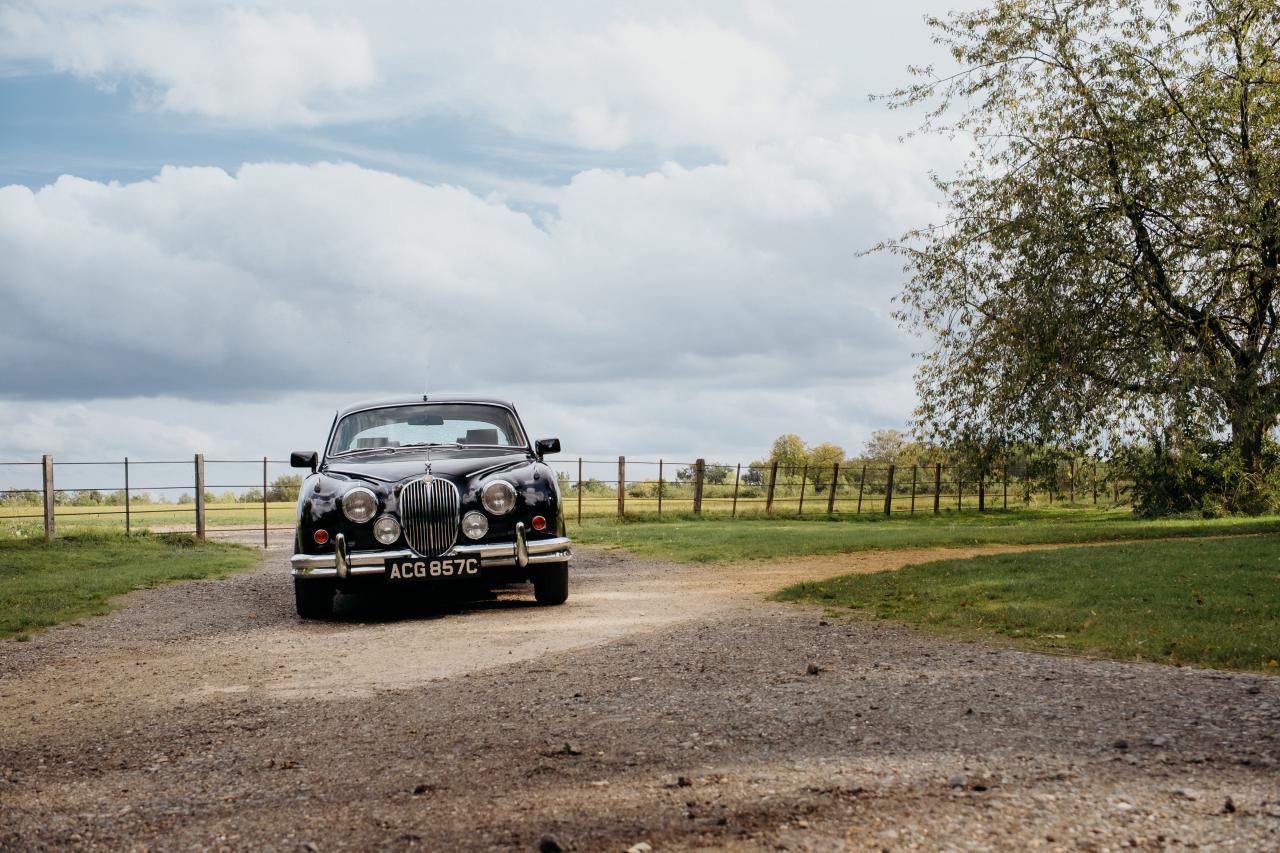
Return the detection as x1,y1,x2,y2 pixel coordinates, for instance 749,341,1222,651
422,341,431,401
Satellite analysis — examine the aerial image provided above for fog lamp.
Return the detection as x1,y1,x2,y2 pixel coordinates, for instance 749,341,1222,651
462,511,489,540
373,516,401,545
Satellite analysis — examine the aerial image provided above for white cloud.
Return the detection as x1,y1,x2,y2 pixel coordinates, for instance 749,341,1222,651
0,5,376,125
0,1,969,148
0,135,946,458
0,0,985,462
474,18,810,152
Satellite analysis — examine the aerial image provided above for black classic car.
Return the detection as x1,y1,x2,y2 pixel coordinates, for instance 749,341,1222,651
288,396,571,618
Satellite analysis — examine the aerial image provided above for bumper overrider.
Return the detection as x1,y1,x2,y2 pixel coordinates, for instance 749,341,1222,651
292,523,572,580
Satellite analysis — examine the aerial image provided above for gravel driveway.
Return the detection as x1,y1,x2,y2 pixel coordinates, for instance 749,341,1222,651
1,543,1277,851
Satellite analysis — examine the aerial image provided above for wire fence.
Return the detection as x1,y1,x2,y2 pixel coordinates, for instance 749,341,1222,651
542,456,1132,523
0,453,1134,543
0,455,298,545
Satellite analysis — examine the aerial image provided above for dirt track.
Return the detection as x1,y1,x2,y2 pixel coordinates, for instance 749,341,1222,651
1,542,1278,851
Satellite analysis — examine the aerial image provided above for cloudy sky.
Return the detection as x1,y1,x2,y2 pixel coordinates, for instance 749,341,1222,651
0,0,974,474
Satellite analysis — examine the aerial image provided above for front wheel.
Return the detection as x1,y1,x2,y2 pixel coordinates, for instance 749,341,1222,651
532,562,569,606
294,577,335,619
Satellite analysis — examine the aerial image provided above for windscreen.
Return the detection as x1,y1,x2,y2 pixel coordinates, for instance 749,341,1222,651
328,404,525,455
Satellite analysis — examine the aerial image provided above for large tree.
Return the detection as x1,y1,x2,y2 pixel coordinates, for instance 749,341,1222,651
883,0,1280,501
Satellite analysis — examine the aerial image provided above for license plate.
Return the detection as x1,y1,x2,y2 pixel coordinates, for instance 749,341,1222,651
386,557,480,580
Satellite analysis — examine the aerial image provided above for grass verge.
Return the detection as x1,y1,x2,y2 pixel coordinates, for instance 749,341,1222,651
571,507,1280,563
0,531,260,641
776,536,1280,672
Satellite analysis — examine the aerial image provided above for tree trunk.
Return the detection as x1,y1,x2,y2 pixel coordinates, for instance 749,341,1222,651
1232,417,1265,477
1229,392,1272,513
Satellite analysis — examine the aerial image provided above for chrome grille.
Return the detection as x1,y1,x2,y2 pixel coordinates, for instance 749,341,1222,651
398,477,460,556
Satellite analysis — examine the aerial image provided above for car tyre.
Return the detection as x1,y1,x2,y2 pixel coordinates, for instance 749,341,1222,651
533,562,569,606
294,578,335,619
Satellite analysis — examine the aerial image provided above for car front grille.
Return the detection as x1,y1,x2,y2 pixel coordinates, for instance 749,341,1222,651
399,477,460,556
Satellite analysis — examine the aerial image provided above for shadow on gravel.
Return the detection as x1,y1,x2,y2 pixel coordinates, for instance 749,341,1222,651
327,584,543,624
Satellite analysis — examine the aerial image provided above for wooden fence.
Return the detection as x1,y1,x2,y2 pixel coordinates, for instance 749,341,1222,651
0,453,1132,542
0,455,290,544
552,457,1131,524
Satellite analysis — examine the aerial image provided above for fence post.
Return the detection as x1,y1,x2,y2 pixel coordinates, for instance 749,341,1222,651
1092,463,1098,504
1069,459,1076,503
827,463,839,514
41,454,55,541
1003,462,1009,510
693,459,705,514
957,473,963,511
577,457,583,524
657,459,664,516
765,460,779,514
882,464,894,515
1114,476,1119,505
194,453,206,541
262,456,269,548
933,464,942,514
796,464,807,515
617,456,626,520
857,464,867,513
732,461,742,514
124,457,131,535
910,464,918,514
978,469,986,512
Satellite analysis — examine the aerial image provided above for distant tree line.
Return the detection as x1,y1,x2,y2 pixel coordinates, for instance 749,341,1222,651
0,474,305,507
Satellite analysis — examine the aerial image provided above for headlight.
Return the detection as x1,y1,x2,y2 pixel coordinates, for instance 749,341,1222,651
462,511,489,540
481,480,516,515
341,487,377,523
373,515,401,545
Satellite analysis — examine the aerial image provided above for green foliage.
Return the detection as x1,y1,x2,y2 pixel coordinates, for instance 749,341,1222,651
880,0,1280,502
0,489,40,507
862,430,904,463
1122,437,1280,517
578,478,613,496
267,474,303,502
806,443,844,492
769,434,808,471
776,537,1280,672
239,488,264,504
628,480,659,499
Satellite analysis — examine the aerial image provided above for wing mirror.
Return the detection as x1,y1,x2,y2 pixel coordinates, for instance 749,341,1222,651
535,438,561,458
290,450,319,472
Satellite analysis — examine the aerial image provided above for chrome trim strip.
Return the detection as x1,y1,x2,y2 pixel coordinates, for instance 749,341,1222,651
291,536,571,577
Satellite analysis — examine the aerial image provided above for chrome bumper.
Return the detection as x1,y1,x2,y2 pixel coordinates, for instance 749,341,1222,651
291,531,572,579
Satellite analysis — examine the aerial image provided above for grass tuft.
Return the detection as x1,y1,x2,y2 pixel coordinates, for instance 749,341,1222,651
0,530,260,640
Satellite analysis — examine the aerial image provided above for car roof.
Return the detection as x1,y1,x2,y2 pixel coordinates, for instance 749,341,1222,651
334,395,517,418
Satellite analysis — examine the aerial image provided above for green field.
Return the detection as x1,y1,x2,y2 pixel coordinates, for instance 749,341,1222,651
571,507,1280,563
776,536,1280,672
0,531,260,640
0,490,1121,539
0,502,297,538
